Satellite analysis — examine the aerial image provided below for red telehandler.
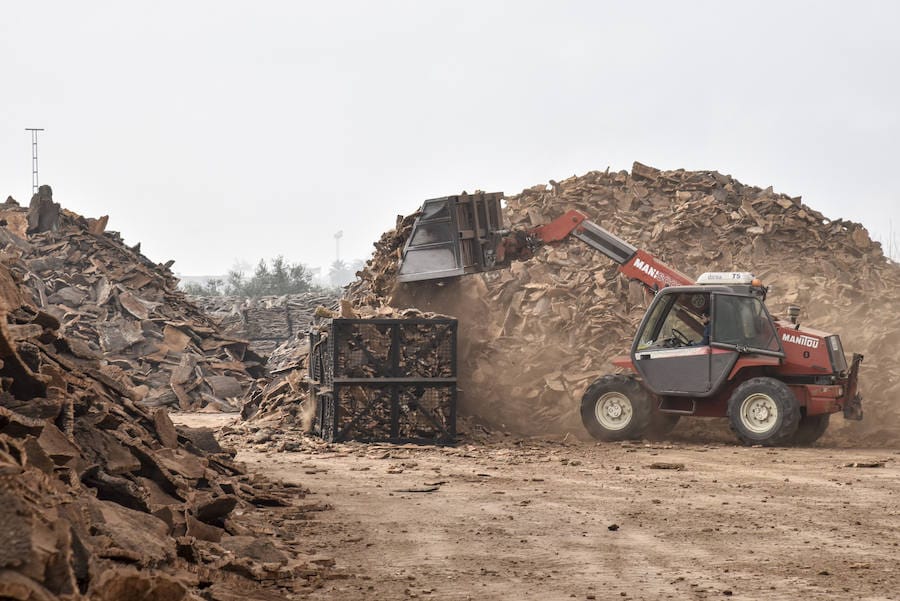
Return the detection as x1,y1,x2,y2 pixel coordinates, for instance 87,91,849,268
396,192,863,446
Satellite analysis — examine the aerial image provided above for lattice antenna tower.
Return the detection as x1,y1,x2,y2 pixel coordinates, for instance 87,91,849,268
25,128,44,194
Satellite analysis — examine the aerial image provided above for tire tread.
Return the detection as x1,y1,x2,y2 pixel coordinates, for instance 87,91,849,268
726,377,800,446
580,375,653,441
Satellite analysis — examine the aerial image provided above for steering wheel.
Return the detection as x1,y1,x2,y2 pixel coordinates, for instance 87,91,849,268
672,328,691,346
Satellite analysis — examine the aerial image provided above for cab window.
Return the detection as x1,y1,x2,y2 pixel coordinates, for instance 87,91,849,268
637,293,709,350
712,295,780,351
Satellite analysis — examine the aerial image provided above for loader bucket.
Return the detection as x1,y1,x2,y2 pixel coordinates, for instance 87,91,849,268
397,192,505,283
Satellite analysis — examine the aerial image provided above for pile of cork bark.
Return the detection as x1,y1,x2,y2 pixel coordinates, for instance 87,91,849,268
0,227,334,600
191,292,338,356
344,162,900,443
0,187,265,412
241,303,452,430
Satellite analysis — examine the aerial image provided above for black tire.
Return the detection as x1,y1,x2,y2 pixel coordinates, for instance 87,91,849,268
580,375,653,441
727,377,800,446
645,413,681,441
791,413,831,446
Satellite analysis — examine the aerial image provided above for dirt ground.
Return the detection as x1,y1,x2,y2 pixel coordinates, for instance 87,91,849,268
174,415,900,601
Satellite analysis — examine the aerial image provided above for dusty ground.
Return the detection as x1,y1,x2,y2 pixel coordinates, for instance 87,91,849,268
173,415,900,601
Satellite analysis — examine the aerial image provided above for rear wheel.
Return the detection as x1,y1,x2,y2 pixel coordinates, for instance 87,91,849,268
727,377,800,446
580,375,653,441
791,413,830,446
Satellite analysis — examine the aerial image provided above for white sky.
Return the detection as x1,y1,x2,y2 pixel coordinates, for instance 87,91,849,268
2,1,898,275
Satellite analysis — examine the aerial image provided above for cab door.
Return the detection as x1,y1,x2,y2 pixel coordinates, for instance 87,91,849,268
708,293,783,389
631,291,716,396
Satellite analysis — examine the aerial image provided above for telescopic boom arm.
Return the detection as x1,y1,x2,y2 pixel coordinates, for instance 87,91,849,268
526,210,693,292
397,193,692,292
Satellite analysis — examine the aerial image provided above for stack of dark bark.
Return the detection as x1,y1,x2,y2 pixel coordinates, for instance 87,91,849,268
0,187,265,413
192,292,338,356
344,162,900,444
0,253,331,600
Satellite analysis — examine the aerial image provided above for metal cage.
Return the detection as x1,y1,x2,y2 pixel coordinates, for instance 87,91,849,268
309,318,458,443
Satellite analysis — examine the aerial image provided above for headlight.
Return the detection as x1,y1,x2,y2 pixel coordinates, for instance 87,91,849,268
826,335,849,374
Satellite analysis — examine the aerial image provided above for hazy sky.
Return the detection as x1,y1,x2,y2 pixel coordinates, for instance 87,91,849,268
2,1,898,275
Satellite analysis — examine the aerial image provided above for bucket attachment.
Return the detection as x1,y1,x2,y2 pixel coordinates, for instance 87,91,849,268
398,192,506,283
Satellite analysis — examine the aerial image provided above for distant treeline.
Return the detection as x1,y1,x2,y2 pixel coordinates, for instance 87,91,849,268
182,256,358,296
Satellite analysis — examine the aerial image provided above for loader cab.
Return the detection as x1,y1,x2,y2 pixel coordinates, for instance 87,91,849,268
631,281,783,397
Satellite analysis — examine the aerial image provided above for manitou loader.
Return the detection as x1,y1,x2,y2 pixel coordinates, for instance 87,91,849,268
396,192,863,446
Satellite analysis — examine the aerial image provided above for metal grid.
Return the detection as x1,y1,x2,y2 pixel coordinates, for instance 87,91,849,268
309,318,457,443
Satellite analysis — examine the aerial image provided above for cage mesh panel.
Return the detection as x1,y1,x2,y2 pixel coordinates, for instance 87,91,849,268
396,387,454,439
397,322,455,377
336,386,393,440
334,323,393,378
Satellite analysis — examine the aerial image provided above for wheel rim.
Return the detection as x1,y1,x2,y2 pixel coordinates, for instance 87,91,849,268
740,393,779,434
594,392,633,431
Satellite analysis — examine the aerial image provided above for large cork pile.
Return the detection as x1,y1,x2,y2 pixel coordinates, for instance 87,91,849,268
0,188,338,600
0,187,265,413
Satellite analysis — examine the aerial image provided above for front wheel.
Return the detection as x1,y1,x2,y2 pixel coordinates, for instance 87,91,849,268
580,375,653,441
727,377,800,446
791,413,830,446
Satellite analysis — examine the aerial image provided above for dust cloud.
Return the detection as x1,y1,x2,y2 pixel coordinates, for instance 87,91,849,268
387,277,584,434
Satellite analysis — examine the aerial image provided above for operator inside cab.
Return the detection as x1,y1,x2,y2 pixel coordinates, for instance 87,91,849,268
636,292,711,350
698,309,711,346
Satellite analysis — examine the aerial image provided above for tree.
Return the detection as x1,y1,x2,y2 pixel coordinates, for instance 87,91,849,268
182,278,224,296
224,256,317,297
328,259,354,288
